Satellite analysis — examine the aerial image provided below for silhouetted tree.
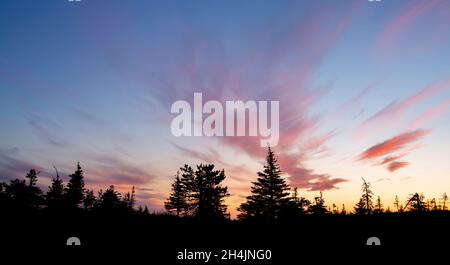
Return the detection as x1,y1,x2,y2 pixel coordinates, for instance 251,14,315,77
308,192,327,215
64,162,85,208
281,187,310,218
188,164,230,219
238,147,290,221
165,172,188,217
83,189,96,210
332,204,339,214
354,198,366,215
341,204,347,215
25,169,38,187
354,178,373,215
3,169,43,209
122,186,136,210
97,185,124,211
46,167,64,209
373,196,383,214
442,192,448,211
179,165,195,215
431,198,438,211
394,195,401,212
406,193,426,212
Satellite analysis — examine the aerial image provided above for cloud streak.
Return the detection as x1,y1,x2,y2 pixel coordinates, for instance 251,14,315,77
357,79,450,136
387,161,409,172
359,129,430,161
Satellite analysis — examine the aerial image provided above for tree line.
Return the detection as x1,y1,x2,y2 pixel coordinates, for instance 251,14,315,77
0,163,149,214
165,147,449,220
1,147,448,220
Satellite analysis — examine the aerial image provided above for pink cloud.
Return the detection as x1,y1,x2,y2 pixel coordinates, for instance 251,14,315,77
156,3,361,193
359,129,430,161
279,153,346,191
387,161,410,172
406,99,450,130
378,153,407,166
377,0,442,55
357,79,450,137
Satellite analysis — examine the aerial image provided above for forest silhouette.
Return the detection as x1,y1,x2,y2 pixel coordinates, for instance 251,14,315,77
2,147,448,219
1,146,449,253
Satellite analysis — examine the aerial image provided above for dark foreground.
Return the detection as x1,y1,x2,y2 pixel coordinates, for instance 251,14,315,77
2,210,449,263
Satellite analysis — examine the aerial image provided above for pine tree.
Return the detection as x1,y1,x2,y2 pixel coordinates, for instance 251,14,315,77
394,195,401,212
442,192,448,211
46,167,64,209
341,204,347,215
165,172,188,217
83,189,96,210
191,164,230,219
238,147,290,221
406,193,426,212
130,186,136,209
354,197,366,215
25,169,39,187
143,205,149,215
97,185,122,210
281,187,310,218
354,177,373,215
373,196,383,214
122,186,136,210
179,164,195,215
64,162,85,208
24,169,43,208
308,192,327,215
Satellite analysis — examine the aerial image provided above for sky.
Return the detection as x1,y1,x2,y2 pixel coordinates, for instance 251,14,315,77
1,0,450,216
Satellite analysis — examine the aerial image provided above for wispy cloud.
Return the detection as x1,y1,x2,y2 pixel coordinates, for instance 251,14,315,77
357,79,450,137
377,0,443,55
406,99,450,130
0,148,52,181
359,129,430,172
26,114,68,148
359,129,430,161
387,161,409,172
154,4,360,192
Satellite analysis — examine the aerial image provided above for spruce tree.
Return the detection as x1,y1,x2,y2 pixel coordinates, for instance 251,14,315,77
46,167,64,209
354,177,373,215
238,147,291,221
308,192,327,215
192,164,229,219
64,162,85,208
165,172,188,217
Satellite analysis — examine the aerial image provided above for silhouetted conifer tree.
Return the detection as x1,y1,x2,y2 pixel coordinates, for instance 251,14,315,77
308,192,327,215
64,162,85,208
46,167,64,209
83,189,96,210
373,196,383,214
394,195,401,212
354,198,366,215
406,193,426,212
165,172,188,217
341,204,347,215
97,185,123,210
354,178,373,215
238,147,290,221
122,186,136,210
442,192,448,211
189,164,230,219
